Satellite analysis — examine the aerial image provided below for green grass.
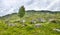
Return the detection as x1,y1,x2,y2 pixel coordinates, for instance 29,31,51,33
0,12,60,35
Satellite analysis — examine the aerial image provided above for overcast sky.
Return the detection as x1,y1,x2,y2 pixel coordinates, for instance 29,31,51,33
0,0,60,16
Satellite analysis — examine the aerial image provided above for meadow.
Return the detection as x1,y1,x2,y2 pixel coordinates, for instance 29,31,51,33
0,11,60,35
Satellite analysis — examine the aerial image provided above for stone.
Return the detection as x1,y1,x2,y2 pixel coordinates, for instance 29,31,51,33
35,24,42,28
20,20,26,24
22,24,27,27
37,18,46,23
13,20,20,23
49,19,56,23
8,23,16,26
30,20,36,24
5,20,9,24
53,28,60,32
26,15,30,18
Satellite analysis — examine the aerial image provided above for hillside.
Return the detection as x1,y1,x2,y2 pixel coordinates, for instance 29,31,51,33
0,10,60,35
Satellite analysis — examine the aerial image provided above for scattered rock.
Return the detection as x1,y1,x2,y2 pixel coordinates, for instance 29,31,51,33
37,18,46,23
30,20,36,24
49,19,56,23
25,15,30,18
46,13,50,14
22,24,27,27
20,20,26,24
53,28,60,32
5,20,9,23
13,20,20,23
35,24,42,28
7,23,16,26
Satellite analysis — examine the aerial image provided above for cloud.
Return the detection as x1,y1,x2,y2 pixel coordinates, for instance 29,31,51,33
0,0,60,16
25,0,52,10
45,0,60,10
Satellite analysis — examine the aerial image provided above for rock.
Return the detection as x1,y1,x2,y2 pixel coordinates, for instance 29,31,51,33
49,19,56,23
8,23,16,26
20,20,26,24
22,24,27,27
26,15,30,18
46,13,49,14
53,28,60,32
37,18,46,23
30,20,36,24
35,24,42,28
5,20,9,23
13,20,20,23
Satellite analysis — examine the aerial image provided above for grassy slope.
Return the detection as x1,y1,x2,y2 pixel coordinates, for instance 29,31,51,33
0,12,60,35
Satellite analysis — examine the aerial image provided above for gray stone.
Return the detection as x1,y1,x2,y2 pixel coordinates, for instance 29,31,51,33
35,24,42,28
49,19,56,23
53,28,60,32
5,20,9,24
12,19,20,23
37,18,46,23
22,24,27,27
20,20,26,24
30,20,36,24
26,16,30,18
8,23,16,26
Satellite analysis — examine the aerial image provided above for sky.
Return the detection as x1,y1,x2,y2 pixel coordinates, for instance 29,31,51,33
0,0,60,16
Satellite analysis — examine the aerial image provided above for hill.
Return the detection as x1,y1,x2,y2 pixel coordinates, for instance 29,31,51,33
0,10,60,35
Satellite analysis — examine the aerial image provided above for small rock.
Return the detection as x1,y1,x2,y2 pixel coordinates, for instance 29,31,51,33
46,13,49,14
30,20,36,24
53,28,60,32
49,19,56,23
37,18,46,23
20,20,26,23
35,24,42,28
8,23,16,26
22,24,27,27
13,20,20,23
26,16,30,18
5,20,9,24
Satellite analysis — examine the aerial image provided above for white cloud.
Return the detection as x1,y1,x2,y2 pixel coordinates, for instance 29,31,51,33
0,0,60,16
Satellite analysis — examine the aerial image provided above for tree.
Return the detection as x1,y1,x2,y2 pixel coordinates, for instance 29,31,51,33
18,6,25,18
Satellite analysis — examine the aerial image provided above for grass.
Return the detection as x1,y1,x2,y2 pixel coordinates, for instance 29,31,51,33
0,12,60,35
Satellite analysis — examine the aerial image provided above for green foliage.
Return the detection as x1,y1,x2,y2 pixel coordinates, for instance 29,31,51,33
18,6,25,18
